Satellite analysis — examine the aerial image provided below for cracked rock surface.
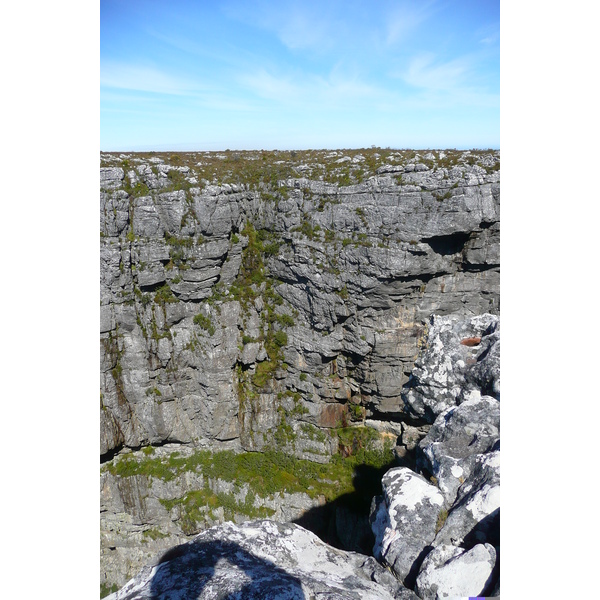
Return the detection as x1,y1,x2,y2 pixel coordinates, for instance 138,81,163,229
370,314,500,598
100,151,499,458
108,520,418,600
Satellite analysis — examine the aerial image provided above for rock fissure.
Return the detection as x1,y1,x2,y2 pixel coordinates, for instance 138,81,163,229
422,232,471,256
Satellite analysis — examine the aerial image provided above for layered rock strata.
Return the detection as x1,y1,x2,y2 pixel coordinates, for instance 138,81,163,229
106,313,500,599
100,149,500,595
100,149,499,459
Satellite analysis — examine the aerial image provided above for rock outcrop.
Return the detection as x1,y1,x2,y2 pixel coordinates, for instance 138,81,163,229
370,467,445,585
100,149,500,595
401,313,500,422
370,314,500,598
105,312,500,599
414,543,497,600
107,520,418,600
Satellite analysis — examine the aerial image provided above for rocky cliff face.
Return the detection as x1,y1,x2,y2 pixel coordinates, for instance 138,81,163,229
100,148,499,459
105,313,500,600
100,148,499,596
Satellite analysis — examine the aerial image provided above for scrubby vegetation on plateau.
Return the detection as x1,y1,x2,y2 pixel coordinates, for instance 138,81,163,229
101,147,500,196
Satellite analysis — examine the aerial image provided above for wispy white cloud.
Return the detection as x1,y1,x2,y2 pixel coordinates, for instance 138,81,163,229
402,53,471,91
237,69,299,103
480,32,499,45
476,23,500,46
145,29,259,70
198,94,259,113
390,52,498,108
236,54,499,117
222,0,375,56
269,5,334,51
101,62,206,96
237,66,386,111
384,0,437,46
101,61,261,118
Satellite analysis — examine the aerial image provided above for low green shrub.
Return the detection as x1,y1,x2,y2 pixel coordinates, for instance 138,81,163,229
193,313,215,336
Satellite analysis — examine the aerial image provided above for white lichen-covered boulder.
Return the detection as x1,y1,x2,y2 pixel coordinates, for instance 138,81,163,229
402,314,499,422
415,543,497,599
108,519,419,600
434,449,500,549
370,467,445,586
370,313,500,597
417,390,500,506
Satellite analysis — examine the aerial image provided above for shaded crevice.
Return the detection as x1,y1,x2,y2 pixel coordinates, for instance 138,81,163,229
404,544,434,590
422,232,471,256
335,312,351,326
478,219,497,230
138,280,168,293
100,440,192,465
273,271,313,296
292,460,397,556
100,443,124,465
341,349,367,370
463,508,500,549
460,263,499,273
379,273,436,285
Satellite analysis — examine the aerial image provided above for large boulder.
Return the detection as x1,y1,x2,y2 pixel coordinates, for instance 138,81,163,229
416,390,500,506
433,449,500,549
108,519,418,599
402,314,499,422
414,543,497,599
370,467,445,586
370,313,500,597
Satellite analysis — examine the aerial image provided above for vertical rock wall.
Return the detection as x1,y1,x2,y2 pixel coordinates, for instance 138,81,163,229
100,150,499,460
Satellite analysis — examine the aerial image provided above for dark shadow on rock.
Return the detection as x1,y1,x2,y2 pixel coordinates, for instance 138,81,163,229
292,459,397,556
146,539,305,599
422,232,471,256
462,508,500,596
404,544,434,590
463,507,500,549
482,544,500,598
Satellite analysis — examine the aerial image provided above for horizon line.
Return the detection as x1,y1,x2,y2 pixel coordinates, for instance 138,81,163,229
100,145,500,153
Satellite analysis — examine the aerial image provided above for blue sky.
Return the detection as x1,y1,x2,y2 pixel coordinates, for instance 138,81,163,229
101,0,499,151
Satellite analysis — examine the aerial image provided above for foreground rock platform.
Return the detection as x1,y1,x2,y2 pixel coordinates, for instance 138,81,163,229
107,520,418,600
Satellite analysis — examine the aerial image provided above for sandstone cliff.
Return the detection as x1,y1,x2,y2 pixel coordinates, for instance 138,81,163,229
100,148,499,458
100,148,499,595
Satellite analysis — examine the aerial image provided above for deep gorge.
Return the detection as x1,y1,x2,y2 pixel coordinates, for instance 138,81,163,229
100,148,499,597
